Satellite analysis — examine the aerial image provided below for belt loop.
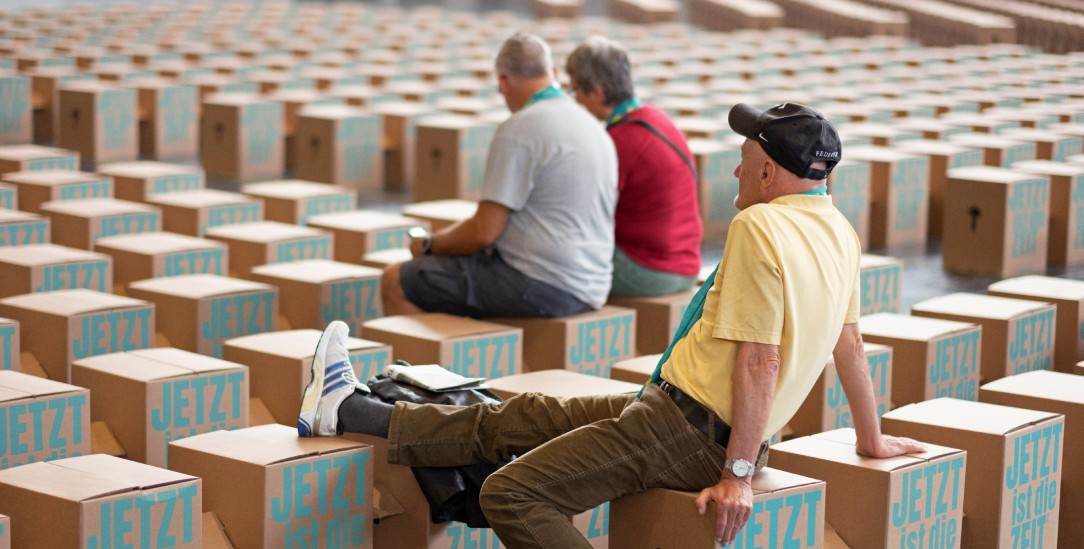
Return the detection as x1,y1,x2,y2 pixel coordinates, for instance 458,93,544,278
706,411,716,442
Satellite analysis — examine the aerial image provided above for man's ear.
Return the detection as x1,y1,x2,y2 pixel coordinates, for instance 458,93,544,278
760,159,776,189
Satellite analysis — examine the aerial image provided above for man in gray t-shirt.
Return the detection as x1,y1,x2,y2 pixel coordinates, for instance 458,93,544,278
381,33,618,318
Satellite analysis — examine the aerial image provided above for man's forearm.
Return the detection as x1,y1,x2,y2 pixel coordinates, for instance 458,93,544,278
726,343,780,472
834,324,884,450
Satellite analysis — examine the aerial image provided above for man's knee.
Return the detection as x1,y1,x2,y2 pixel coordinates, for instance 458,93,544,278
479,471,520,514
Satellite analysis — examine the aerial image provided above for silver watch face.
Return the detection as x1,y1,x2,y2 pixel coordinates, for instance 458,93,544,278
730,458,754,478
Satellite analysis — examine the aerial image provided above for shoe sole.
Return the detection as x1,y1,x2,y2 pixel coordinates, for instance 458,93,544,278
297,321,341,436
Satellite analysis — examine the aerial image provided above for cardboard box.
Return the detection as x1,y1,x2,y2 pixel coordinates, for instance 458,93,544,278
0,454,201,548
169,424,372,549
127,274,277,358
791,343,892,437
40,197,161,249
57,81,138,167
913,292,1056,383
413,115,495,201
882,398,1063,548
845,146,930,249
0,73,31,145
29,69,95,145
608,290,693,355
989,276,1084,375
251,259,382,334
860,312,981,405
827,158,872,250
0,243,111,297
859,254,902,315
980,370,1084,548
360,248,412,270
241,179,355,226
943,166,1050,276
204,220,333,278
372,102,436,192
895,139,985,239
96,160,205,202
128,80,199,161
610,353,658,385
1010,160,1084,268
0,184,13,210
147,188,263,237
0,144,78,175
295,105,384,192
688,139,741,242
493,306,636,378
0,170,111,214
223,329,392,425
0,210,48,247
769,428,966,549
949,133,1037,168
0,289,154,381
0,370,89,469
94,232,228,292
0,318,15,372
485,369,642,401
200,93,284,183
400,199,477,232
363,313,521,380
308,210,428,263
610,468,825,549
72,347,248,467
1002,128,1083,162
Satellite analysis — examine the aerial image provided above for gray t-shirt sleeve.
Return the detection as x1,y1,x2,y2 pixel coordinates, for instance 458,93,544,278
481,135,532,211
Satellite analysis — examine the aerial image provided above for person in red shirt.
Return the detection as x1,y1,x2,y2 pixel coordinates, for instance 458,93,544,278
566,37,703,297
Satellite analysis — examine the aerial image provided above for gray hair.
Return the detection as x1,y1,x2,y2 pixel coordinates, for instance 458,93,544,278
495,32,553,79
565,36,634,107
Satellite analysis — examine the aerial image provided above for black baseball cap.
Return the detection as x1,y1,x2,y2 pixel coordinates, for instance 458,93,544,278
728,102,841,181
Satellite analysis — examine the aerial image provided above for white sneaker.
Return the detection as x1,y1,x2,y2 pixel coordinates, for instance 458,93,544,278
297,321,368,437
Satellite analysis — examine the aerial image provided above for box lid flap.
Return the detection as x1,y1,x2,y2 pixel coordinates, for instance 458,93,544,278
147,189,255,208
252,259,380,283
0,288,148,316
883,397,1061,434
41,198,158,216
204,221,326,242
843,145,922,163
948,165,1042,184
52,454,197,492
487,370,640,398
74,351,192,381
308,210,420,232
0,144,75,161
363,312,515,341
812,428,964,466
170,424,364,465
0,244,108,267
2,170,105,186
95,231,225,254
129,347,245,374
895,139,981,156
129,274,272,298
0,209,42,223
859,254,902,269
96,161,204,179
982,370,1084,404
989,275,1084,301
242,180,353,200
748,467,824,494
859,312,977,340
1011,160,1084,177
913,292,1052,320
0,369,84,398
401,199,478,221
225,329,384,359
0,461,132,502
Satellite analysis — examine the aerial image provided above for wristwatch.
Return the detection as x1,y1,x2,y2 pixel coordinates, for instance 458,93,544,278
408,226,433,255
724,457,755,479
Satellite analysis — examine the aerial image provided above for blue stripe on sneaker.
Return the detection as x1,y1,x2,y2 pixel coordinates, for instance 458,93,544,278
323,360,351,379
323,378,351,395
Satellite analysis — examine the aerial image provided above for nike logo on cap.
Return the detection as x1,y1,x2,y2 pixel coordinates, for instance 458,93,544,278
758,132,769,141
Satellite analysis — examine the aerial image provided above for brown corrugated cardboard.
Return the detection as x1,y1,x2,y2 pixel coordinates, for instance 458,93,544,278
0,454,201,548
688,139,741,242
828,158,872,251
610,353,658,385
127,274,277,358
251,259,382,335
413,115,495,202
40,197,161,249
241,179,355,226
224,329,392,425
126,80,199,161
493,306,636,378
203,511,233,549
0,73,30,146
0,144,78,175
90,420,124,457
1001,128,1083,162
0,183,13,210
895,139,984,239
485,369,641,401
372,102,436,192
988,275,1084,373
72,347,248,468
400,199,477,232
0,243,111,297
0,170,111,214
146,188,263,237
0,318,16,372
169,424,372,549
0,370,89,469
0,209,48,247
913,293,1056,383
56,81,139,167
0,289,154,381
791,343,892,437
295,105,384,192
204,220,333,278
360,248,412,270
769,428,966,549
845,146,930,249
308,210,428,263
1009,160,1084,268
859,254,902,315
610,468,825,549
200,93,284,183
980,370,1084,548
882,397,1063,548
949,133,1037,168
94,232,228,293
943,166,1050,277
860,312,981,405
96,161,205,202
608,291,692,355
363,313,520,380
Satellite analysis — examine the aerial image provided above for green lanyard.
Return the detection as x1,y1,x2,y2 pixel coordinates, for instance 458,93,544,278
524,84,566,108
800,186,828,195
606,97,643,127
